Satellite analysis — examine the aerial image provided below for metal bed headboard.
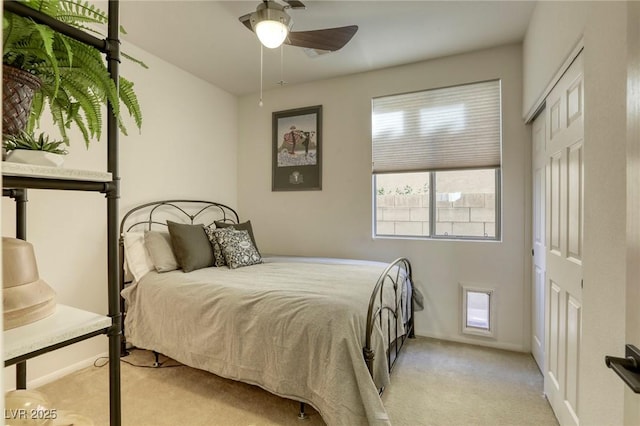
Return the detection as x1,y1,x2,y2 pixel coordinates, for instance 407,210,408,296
119,199,239,235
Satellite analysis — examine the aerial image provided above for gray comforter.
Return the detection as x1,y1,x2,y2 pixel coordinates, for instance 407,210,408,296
121,257,406,425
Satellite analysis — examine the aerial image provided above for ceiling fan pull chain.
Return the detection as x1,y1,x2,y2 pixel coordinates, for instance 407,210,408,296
259,44,264,107
279,44,287,86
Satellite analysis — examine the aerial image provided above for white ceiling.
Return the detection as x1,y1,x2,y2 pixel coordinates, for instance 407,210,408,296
118,1,536,96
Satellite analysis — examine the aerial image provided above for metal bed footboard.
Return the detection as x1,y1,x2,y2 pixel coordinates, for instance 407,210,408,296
364,257,415,379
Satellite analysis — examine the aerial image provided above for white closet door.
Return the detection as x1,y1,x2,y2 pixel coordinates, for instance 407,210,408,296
532,110,546,373
544,51,583,426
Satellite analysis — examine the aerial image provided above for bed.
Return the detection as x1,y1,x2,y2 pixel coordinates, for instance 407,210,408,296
119,200,414,425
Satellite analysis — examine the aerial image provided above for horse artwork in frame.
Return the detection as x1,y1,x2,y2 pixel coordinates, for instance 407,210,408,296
272,105,322,191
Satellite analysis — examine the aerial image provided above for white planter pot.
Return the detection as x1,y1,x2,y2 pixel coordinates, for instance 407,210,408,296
5,149,65,167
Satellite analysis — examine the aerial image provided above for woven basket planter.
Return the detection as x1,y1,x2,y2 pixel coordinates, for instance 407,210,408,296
2,65,41,136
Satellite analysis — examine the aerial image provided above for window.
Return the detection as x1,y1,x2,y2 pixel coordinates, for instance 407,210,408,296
372,80,502,240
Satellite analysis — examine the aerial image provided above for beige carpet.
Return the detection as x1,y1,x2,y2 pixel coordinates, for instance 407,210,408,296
382,338,559,426
34,337,558,426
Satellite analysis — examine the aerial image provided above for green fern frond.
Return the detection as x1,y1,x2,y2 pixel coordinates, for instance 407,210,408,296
57,74,104,140
61,44,120,110
50,102,70,145
121,52,148,69
23,0,62,18
32,23,55,58
27,91,45,131
59,0,107,23
38,84,70,144
119,77,142,130
4,16,57,70
9,40,61,95
68,109,90,146
57,34,73,67
4,0,146,149
3,14,29,53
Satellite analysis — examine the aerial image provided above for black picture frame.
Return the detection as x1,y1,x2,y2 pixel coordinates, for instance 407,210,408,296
272,105,322,191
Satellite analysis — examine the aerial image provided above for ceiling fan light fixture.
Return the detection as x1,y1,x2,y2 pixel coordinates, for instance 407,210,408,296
255,19,289,48
251,3,292,49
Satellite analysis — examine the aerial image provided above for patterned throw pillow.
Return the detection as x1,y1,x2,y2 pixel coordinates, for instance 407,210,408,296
214,220,260,253
215,229,262,269
204,225,230,267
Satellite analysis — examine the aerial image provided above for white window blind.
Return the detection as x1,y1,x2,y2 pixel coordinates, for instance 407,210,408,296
372,80,501,173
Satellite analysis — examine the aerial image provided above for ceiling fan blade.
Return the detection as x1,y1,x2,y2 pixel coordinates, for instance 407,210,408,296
283,0,306,9
286,25,358,52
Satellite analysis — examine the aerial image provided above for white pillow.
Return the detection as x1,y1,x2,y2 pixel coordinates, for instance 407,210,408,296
123,232,154,282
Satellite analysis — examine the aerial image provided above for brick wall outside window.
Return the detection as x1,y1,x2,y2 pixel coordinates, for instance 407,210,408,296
376,192,495,238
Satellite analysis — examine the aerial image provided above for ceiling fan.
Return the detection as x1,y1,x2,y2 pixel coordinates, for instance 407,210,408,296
239,0,358,52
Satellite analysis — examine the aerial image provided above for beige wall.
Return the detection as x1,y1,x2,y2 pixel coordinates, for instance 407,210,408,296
238,43,532,352
2,41,238,388
524,2,630,424
522,1,588,119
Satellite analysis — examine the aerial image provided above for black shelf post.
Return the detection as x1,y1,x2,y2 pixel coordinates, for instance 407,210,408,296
15,188,27,389
106,1,122,424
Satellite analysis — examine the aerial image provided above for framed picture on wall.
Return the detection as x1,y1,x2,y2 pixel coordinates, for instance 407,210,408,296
272,105,322,191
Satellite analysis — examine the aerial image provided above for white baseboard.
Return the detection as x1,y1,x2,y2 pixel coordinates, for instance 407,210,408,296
415,332,527,353
15,352,109,390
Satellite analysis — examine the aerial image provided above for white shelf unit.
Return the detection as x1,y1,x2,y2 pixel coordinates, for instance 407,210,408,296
4,305,112,364
2,162,112,183
2,168,122,426
2,2,124,425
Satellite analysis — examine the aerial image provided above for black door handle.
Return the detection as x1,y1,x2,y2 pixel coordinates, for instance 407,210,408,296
606,344,640,393
605,355,638,370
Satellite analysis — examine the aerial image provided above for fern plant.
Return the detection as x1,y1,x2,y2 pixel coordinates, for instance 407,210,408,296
2,0,147,147
4,130,68,155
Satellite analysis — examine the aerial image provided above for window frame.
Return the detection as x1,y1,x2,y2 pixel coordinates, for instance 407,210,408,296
372,167,501,241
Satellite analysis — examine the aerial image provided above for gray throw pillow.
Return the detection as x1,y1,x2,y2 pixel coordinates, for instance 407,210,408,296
167,221,214,272
214,220,260,253
144,231,179,272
